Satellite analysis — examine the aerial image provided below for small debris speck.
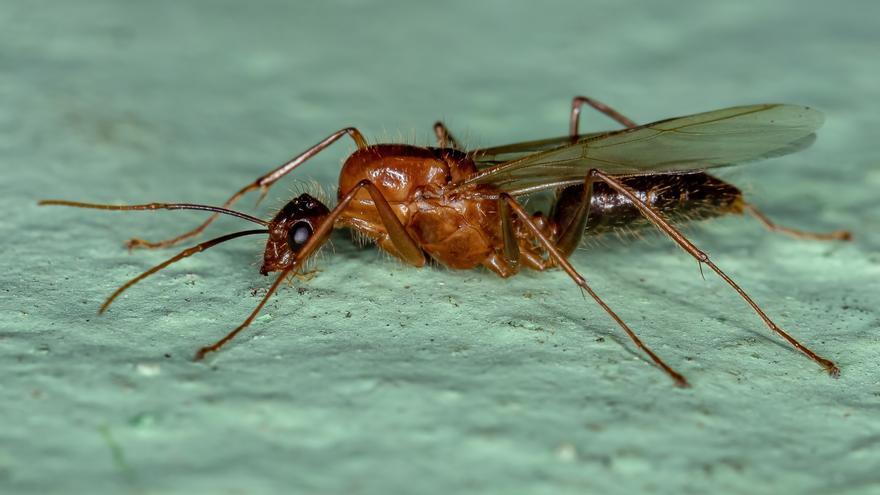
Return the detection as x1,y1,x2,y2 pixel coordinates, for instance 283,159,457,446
555,443,577,462
135,363,161,377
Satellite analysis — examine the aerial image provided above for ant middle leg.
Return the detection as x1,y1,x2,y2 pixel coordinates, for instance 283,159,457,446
127,127,368,250
433,121,460,149
741,202,852,241
502,194,689,386
483,196,528,277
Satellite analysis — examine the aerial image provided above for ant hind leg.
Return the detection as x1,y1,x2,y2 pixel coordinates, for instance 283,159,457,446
569,95,638,137
741,202,851,241
589,169,840,377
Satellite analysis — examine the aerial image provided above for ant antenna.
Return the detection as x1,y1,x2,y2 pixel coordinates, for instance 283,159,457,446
38,200,269,226
100,229,269,313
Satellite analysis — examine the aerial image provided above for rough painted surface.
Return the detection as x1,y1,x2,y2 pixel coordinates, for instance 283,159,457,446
2,1,878,494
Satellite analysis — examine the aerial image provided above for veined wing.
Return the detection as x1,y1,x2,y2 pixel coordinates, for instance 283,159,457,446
471,132,605,167
462,104,823,195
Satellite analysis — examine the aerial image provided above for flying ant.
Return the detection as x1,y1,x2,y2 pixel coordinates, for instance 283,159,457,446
41,96,851,386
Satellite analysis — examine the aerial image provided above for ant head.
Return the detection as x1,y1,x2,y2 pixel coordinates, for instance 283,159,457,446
260,193,331,275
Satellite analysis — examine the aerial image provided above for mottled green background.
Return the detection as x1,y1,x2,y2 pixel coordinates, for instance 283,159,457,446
2,1,879,494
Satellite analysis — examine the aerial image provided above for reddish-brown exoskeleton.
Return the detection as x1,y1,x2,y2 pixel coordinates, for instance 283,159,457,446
41,96,851,386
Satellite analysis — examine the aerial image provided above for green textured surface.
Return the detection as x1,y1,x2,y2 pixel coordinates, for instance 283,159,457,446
2,1,879,494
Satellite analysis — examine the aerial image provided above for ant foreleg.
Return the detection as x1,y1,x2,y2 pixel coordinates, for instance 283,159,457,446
741,202,852,241
194,178,424,360
127,127,367,250
590,169,840,377
503,194,690,387
352,181,426,267
194,264,294,360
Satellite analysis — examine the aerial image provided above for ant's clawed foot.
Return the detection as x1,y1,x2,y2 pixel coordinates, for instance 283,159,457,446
255,186,270,207
125,237,157,250
193,346,214,361
125,237,183,250
293,269,320,283
830,230,853,242
821,359,841,379
670,372,691,388
788,228,852,242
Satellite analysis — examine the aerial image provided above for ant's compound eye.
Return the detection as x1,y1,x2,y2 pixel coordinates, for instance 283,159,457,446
287,221,313,250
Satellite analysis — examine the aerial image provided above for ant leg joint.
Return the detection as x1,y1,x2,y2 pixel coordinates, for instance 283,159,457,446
344,127,368,149
570,97,638,136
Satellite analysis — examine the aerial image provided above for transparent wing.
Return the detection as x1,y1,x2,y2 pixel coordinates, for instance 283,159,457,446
471,133,605,167
463,104,823,195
